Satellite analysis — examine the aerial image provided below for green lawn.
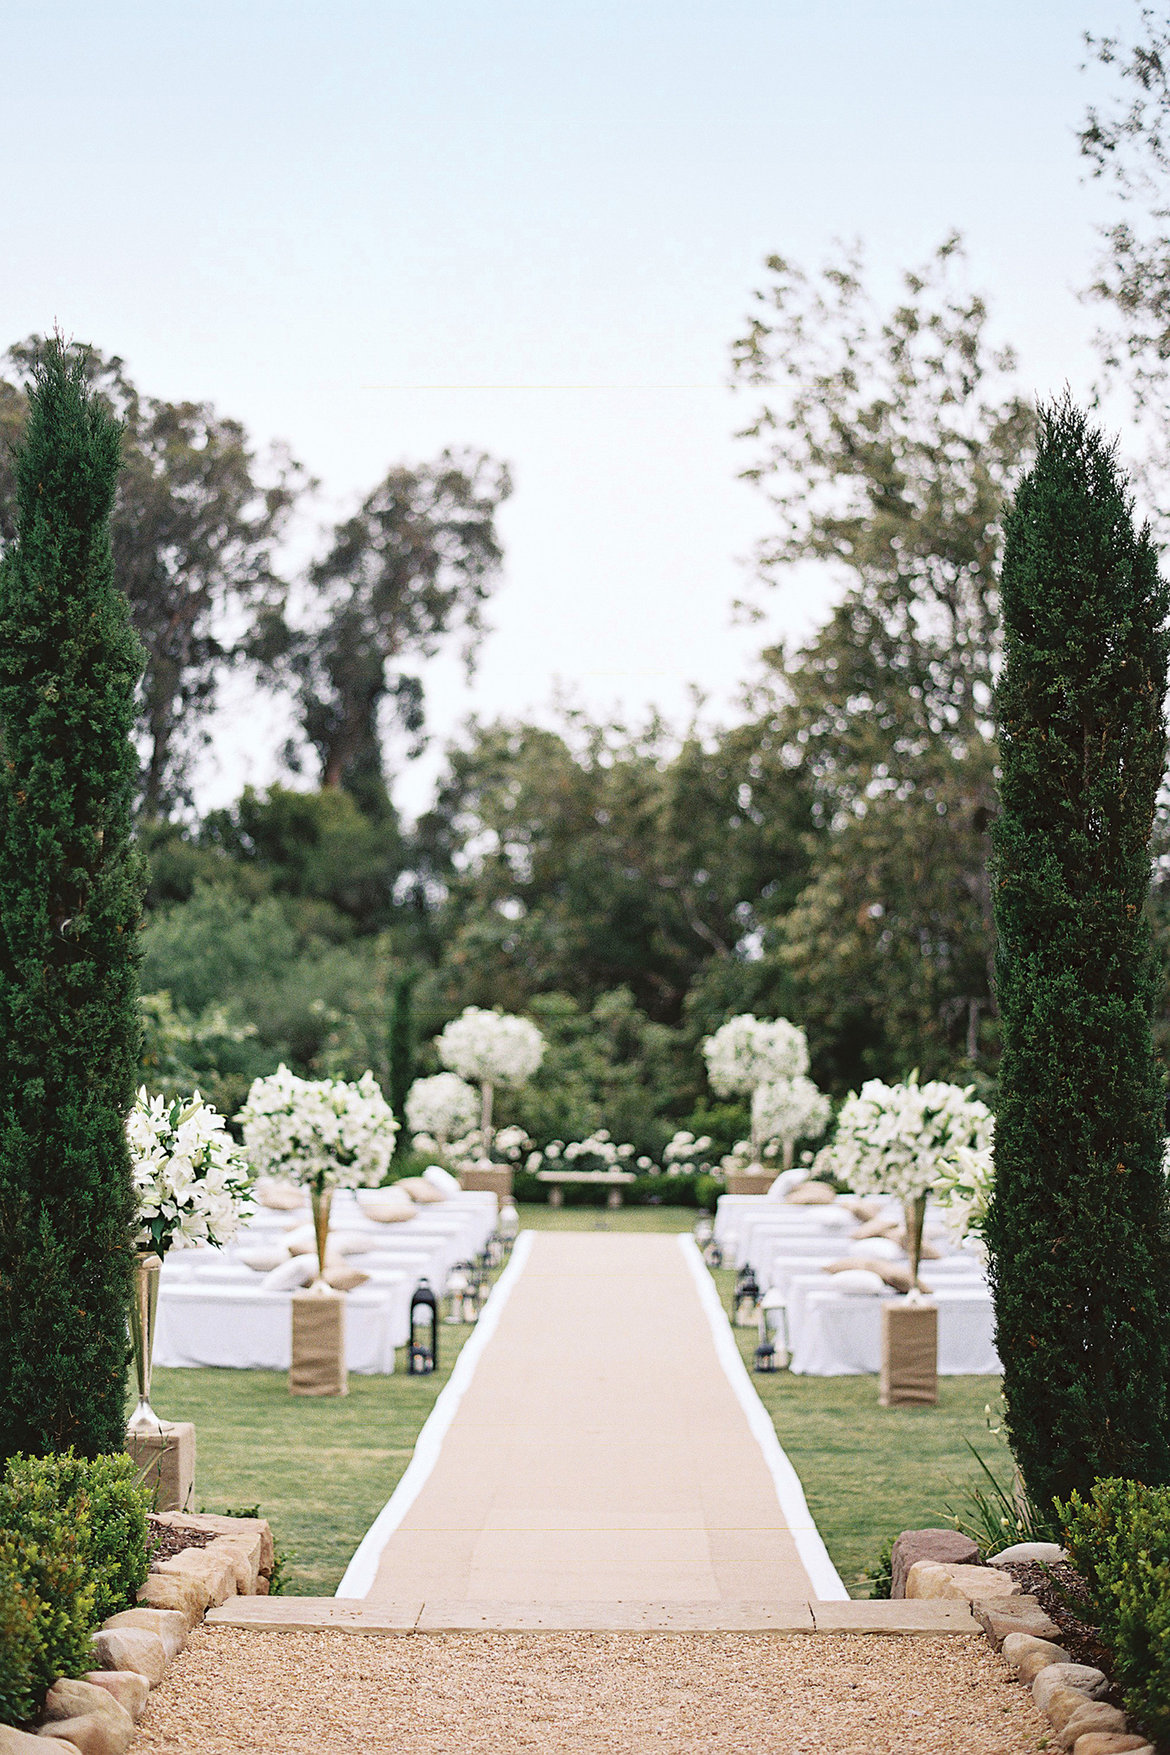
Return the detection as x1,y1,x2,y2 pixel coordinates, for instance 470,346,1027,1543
710,1267,1004,1595
149,1310,482,1596
147,1215,1006,1600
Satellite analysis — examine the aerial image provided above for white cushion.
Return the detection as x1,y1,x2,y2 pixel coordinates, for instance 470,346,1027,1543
356,1188,416,1223
766,1169,807,1200
260,1256,316,1292
829,1268,888,1296
423,1164,461,1196
849,1236,903,1261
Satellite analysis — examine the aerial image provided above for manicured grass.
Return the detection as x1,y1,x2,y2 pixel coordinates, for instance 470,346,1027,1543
516,1202,696,1232
149,1311,481,1597
710,1268,1004,1595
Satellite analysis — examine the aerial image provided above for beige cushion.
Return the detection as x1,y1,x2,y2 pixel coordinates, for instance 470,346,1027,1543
254,1178,306,1212
325,1265,369,1292
824,1257,914,1295
852,1216,902,1240
356,1188,416,1223
238,1247,289,1273
839,1197,883,1221
396,1177,446,1204
285,1225,371,1257
785,1181,836,1206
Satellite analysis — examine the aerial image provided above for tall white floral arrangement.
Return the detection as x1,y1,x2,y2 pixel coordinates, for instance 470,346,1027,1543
821,1071,993,1282
703,1014,810,1159
237,1065,398,1193
435,1007,544,1157
405,1072,479,1147
127,1089,253,1256
752,1075,832,1170
932,1137,995,1258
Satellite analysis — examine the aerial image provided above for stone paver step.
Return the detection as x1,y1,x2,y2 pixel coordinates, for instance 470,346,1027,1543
208,1595,980,1634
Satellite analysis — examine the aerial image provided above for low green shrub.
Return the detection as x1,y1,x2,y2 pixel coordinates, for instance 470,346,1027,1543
1,1451,150,1623
1059,1476,1170,1746
0,1451,152,1724
858,1533,895,1599
0,1469,95,1722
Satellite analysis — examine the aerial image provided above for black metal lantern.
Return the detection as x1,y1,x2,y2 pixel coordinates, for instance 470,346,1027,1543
408,1280,438,1374
753,1308,778,1372
733,1266,760,1327
703,1238,723,1270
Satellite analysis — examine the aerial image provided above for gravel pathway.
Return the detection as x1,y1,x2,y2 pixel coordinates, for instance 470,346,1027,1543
131,1626,1047,1754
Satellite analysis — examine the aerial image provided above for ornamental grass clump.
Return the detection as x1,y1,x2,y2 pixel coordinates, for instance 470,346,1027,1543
989,399,1170,1509
435,1006,544,1158
0,341,146,1463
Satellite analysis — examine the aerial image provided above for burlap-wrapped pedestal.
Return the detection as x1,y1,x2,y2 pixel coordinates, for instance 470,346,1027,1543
290,1288,348,1397
126,1422,196,1512
459,1165,512,1199
879,1299,938,1407
724,1171,774,1197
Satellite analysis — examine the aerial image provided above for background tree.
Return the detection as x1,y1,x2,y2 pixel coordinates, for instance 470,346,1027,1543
386,968,417,1147
731,237,1035,1083
0,337,306,817
0,341,146,1461
270,451,510,814
988,399,1170,1508
1080,7,1170,492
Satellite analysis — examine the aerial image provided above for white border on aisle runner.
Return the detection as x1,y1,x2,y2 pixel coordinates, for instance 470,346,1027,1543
336,1228,535,1599
678,1233,848,1601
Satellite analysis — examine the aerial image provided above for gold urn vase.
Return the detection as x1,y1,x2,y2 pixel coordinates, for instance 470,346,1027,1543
128,1251,164,1436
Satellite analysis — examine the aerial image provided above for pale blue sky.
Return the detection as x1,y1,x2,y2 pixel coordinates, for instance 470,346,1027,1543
0,0,1133,811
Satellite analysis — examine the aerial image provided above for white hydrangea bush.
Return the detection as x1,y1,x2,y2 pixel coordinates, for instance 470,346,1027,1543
405,1072,479,1145
752,1076,832,1162
822,1072,993,1202
703,1014,809,1097
128,1088,254,1255
436,1007,545,1085
237,1064,398,1193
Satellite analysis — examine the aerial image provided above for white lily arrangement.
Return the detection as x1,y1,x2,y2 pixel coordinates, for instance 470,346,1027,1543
127,1088,254,1256
236,1064,398,1194
821,1071,993,1203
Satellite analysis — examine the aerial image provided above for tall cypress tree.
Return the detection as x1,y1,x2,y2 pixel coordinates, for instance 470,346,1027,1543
387,969,417,1152
0,342,145,1461
989,398,1170,1509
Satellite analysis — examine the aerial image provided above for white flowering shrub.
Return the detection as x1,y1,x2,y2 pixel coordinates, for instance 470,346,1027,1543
405,1072,479,1145
822,1072,993,1202
237,1064,398,1193
703,1014,809,1097
752,1076,832,1160
436,1007,545,1086
128,1088,253,1255
663,1131,715,1175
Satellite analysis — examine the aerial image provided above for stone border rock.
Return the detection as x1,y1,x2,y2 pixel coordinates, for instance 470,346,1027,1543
894,1530,1155,1755
0,1513,273,1755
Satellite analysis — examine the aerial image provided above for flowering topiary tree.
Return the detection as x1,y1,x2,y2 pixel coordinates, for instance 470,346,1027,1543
820,1072,992,1285
405,1072,480,1151
435,1006,544,1158
237,1065,397,1287
752,1075,832,1171
703,1015,810,1161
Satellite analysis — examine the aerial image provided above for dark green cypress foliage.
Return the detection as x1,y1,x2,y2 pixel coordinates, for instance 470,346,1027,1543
387,969,416,1151
988,397,1170,1509
0,341,146,1462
